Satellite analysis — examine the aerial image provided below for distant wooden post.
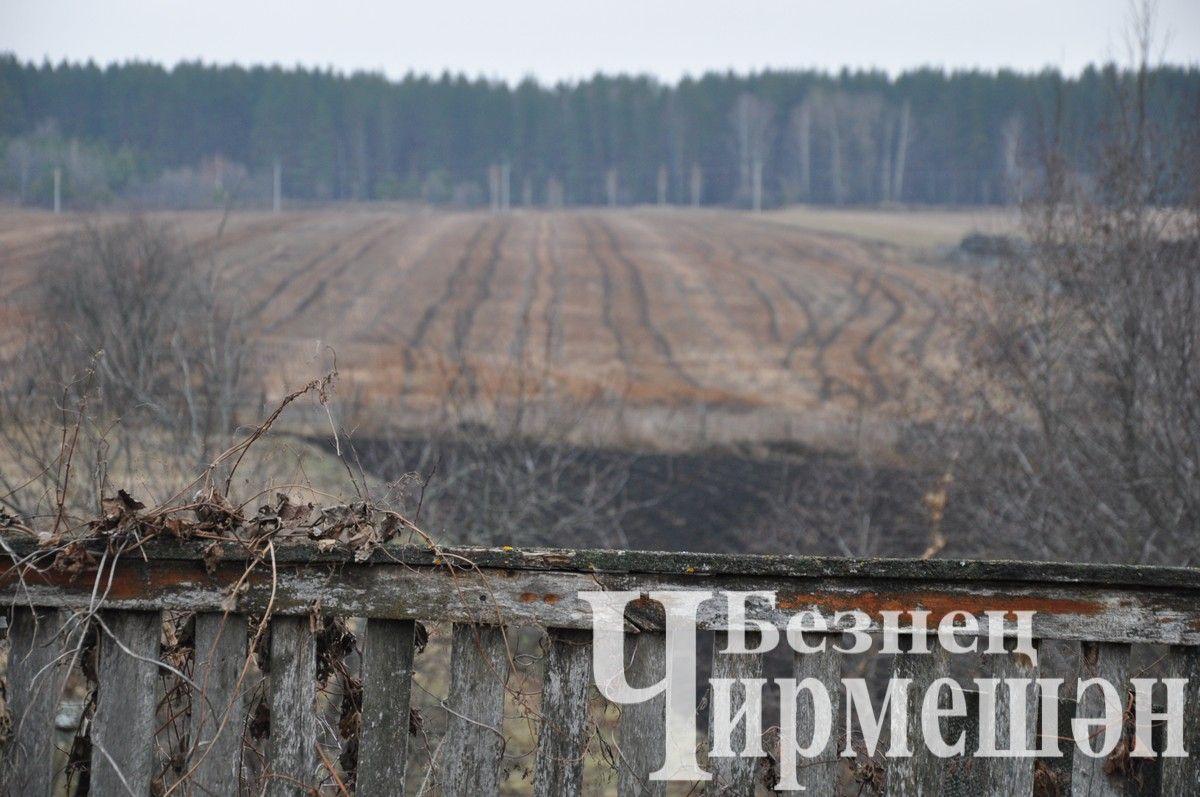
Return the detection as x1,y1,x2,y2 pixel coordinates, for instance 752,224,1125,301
488,165,500,212
657,165,668,205
606,168,618,207
546,175,564,209
272,158,282,214
751,158,763,212
53,167,61,214
690,163,703,208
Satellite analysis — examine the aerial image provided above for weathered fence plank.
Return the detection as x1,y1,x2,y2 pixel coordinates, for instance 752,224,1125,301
266,615,318,796
190,611,249,792
886,640,948,796
942,691,984,796
5,541,1200,645
1037,694,1077,796
357,618,417,795
979,642,1040,795
617,630,667,797
1160,644,1200,795
443,623,511,797
782,633,843,794
533,628,593,797
705,631,763,796
1070,642,1130,797
90,610,162,796
3,607,63,796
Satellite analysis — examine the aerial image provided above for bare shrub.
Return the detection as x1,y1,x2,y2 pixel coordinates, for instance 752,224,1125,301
358,426,636,550
933,11,1200,565
0,218,253,521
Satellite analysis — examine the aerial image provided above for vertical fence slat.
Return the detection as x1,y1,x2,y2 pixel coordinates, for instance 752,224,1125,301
705,631,763,796
90,610,162,796
1070,641,1131,797
3,608,62,796
981,642,1040,794
1160,645,1200,795
1038,694,1077,795
443,623,511,797
534,628,593,797
885,639,947,796
266,615,318,797
190,612,249,792
357,618,416,795
783,633,843,794
942,691,984,796
617,630,666,797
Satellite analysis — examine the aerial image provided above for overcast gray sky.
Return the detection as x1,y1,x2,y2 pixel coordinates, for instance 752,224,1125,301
3,0,1198,84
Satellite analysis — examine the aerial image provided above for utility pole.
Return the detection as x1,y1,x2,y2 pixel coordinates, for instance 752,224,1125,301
657,165,668,205
53,167,61,215
605,168,617,207
272,158,282,214
690,163,703,208
752,157,763,212
488,165,499,212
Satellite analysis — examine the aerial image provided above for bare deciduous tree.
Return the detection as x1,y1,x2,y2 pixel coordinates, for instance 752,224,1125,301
729,94,775,207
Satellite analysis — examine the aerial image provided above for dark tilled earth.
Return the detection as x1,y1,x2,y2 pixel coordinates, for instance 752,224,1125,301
347,434,937,557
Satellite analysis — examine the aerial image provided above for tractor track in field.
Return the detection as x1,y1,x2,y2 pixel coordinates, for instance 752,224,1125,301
728,237,820,359
594,217,701,389
670,216,820,364
664,218,782,346
542,219,565,370
193,212,310,255
763,221,948,370
401,218,494,401
778,235,910,404
580,217,634,384
266,217,411,332
451,218,510,401
509,220,541,373
408,219,493,351
769,241,902,405
688,229,819,371
247,216,397,323
856,277,905,402
809,269,872,405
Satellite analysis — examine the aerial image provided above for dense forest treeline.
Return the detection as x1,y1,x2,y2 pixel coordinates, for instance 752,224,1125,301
2,55,1197,209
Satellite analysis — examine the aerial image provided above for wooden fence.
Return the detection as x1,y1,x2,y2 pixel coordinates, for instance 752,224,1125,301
2,539,1198,795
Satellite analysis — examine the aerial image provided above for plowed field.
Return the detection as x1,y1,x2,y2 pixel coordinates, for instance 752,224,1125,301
0,206,964,451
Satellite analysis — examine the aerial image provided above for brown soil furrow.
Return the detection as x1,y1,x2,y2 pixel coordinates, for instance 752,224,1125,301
855,277,906,403
541,218,565,369
451,218,510,401
644,215,765,347
509,217,542,372
245,214,391,323
265,217,410,332
579,217,633,377
593,216,701,389
409,219,494,351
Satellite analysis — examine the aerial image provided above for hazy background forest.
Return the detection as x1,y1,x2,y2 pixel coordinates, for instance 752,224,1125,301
3,58,1198,209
